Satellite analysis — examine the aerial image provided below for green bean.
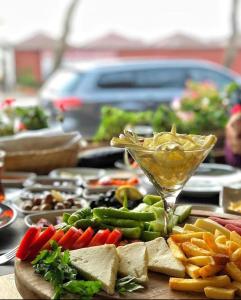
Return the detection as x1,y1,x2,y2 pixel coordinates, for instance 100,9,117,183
143,195,163,205
74,218,100,230
99,217,143,228
93,207,155,221
141,231,161,241
63,212,71,223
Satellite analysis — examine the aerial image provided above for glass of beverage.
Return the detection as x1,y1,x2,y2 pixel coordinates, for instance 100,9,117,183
0,150,6,202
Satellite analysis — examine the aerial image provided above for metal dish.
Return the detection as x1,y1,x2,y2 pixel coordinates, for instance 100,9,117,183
220,186,241,215
183,163,241,195
0,202,17,230
24,176,81,189
11,187,88,215
2,172,36,188
49,167,106,180
24,209,76,228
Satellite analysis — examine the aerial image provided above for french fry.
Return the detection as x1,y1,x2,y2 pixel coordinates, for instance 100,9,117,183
184,224,207,232
230,248,241,262
171,232,205,243
203,232,219,253
194,218,230,238
199,264,224,278
185,263,200,279
214,229,225,238
187,256,215,267
212,254,229,265
191,238,210,250
167,237,187,262
225,262,241,283
230,281,241,297
230,231,241,247
182,242,212,257
227,240,240,256
169,275,231,292
215,235,227,245
204,286,236,299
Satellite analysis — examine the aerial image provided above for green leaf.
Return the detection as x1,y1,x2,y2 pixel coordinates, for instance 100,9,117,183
116,276,144,295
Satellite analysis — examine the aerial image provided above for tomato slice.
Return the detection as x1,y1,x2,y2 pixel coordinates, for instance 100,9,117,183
105,229,122,246
127,177,139,185
64,229,83,250
26,225,56,261
41,229,65,250
88,229,110,247
73,227,94,249
58,227,79,250
16,227,41,260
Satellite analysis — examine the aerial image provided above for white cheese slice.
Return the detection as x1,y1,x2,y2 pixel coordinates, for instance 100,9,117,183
70,244,119,295
145,237,185,278
117,242,148,283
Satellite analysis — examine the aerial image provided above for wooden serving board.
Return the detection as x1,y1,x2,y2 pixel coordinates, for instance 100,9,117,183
15,210,241,300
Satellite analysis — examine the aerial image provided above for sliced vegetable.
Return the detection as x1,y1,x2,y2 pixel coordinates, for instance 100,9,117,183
143,194,163,205
100,217,142,228
93,207,155,221
16,226,41,260
72,227,95,249
174,205,192,223
27,225,56,260
58,227,79,249
42,229,65,250
225,224,241,235
88,229,110,247
74,218,100,230
64,229,83,250
141,231,160,241
105,229,122,245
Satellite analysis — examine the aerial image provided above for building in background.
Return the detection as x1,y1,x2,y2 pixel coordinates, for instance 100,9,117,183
13,31,241,86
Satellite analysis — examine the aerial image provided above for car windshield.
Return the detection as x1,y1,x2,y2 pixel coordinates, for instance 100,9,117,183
44,69,85,95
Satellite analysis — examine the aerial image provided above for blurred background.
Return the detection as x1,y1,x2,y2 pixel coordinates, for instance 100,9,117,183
0,0,241,152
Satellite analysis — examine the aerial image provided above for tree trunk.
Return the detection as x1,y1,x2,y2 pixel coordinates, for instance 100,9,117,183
223,0,240,68
52,0,80,73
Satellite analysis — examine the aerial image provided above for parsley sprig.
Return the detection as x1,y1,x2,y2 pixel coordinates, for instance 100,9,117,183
32,241,102,300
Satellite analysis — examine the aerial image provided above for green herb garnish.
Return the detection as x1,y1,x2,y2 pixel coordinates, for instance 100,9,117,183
116,276,144,295
32,241,102,300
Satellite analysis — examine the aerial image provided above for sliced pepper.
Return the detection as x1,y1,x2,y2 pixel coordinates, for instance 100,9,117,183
16,226,41,260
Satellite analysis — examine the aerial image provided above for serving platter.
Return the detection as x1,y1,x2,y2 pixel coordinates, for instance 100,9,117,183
14,209,241,300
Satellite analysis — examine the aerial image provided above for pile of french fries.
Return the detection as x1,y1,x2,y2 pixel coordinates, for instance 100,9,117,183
168,218,241,299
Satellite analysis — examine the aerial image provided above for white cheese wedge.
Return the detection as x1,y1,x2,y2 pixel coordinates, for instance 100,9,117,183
117,242,148,284
145,237,185,278
70,244,119,295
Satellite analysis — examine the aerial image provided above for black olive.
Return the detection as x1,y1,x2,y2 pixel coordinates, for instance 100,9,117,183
106,190,115,198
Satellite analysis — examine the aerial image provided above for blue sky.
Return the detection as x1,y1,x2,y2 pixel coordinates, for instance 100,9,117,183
0,0,239,44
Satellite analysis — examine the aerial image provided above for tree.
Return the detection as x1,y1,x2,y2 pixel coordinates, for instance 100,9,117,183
52,0,80,72
223,0,240,68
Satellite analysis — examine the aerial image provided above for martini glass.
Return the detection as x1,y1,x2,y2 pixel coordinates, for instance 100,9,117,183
127,145,215,210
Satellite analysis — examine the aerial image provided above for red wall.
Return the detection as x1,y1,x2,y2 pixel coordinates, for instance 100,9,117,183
118,48,241,74
15,50,42,83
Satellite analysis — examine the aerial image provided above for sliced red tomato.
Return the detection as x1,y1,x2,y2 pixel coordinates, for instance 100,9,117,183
41,229,65,250
58,227,79,250
26,225,56,261
73,227,95,249
88,229,110,247
105,229,122,246
16,227,41,260
64,229,83,250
